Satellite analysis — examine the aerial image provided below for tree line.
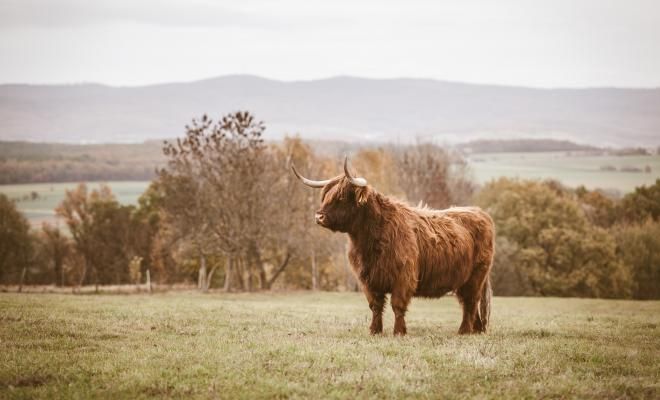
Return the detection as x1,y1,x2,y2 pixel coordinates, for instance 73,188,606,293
478,178,660,299
1,111,658,298
0,141,163,184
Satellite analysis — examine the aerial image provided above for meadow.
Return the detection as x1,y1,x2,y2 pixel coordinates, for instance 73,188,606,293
0,181,149,227
468,152,660,193
1,292,658,399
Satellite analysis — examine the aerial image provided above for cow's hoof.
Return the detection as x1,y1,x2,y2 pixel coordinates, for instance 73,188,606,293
370,321,383,335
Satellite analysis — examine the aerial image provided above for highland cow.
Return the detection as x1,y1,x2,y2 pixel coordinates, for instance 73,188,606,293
292,157,495,335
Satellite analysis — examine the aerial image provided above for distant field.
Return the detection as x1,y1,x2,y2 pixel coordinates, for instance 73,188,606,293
0,292,658,399
468,152,660,193
0,181,149,227
1,152,659,226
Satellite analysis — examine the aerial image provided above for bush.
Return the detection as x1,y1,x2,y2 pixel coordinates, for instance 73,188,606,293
620,179,660,223
612,220,660,299
476,178,632,298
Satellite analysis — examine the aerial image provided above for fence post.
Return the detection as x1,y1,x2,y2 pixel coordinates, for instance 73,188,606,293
18,267,27,293
146,269,152,293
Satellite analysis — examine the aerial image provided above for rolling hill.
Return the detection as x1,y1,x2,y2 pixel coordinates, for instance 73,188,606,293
1,75,659,146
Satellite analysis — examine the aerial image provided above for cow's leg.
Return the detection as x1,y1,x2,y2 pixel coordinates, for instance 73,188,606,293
473,307,484,333
364,290,386,335
457,267,488,335
456,286,478,334
391,288,412,336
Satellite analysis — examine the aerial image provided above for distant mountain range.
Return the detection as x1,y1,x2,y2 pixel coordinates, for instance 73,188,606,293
1,75,659,146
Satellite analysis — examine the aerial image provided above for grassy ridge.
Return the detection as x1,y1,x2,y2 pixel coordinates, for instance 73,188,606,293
1,292,658,399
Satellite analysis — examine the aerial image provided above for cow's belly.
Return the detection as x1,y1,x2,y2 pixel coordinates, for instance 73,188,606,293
413,287,452,298
414,257,473,296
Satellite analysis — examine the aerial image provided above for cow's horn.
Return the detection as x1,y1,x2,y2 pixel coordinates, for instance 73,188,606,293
291,163,331,188
343,156,367,187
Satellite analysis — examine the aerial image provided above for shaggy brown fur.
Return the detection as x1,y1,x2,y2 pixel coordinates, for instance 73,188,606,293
314,176,495,336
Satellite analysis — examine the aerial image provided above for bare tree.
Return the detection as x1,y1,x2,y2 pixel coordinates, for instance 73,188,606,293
160,112,298,291
394,143,474,209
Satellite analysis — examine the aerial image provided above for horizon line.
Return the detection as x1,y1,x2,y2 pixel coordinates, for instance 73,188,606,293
2,73,660,91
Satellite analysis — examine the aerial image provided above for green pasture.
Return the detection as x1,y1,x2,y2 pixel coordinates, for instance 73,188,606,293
0,292,658,399
0,181,149,227
468,152,660,193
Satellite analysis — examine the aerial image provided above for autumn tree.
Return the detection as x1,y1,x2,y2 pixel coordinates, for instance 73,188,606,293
612,220,660,299
55,184,141,289
156,168,212,288
160,111,300,291
476,178,632,298
620,179,660,223
56,184,105,289
352,148,402,198
40,223,70,286
575,186,620,227
85,199,131,285
131,182,165,283
394,143,473,209
275,137,348,290
0,193,31,285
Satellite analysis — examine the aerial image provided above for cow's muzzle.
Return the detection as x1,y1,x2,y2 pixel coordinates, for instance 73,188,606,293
315,213,327,225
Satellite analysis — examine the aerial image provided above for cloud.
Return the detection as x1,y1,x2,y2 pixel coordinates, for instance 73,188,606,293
0,0,287,29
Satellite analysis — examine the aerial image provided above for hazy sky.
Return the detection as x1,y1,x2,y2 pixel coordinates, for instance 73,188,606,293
1,0,659,88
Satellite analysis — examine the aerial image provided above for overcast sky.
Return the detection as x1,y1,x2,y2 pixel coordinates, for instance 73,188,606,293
1,0,659,88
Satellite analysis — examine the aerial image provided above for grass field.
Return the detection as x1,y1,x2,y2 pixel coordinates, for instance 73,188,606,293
468,152,660,193
1,292,658,399
0,181,149,227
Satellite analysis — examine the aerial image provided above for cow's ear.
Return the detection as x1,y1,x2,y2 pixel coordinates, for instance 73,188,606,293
356,187,369,206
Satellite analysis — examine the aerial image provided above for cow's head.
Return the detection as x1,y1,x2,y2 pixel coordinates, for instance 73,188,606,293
291,157,371,233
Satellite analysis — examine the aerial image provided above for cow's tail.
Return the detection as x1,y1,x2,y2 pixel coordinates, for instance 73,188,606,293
479,276,492,333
